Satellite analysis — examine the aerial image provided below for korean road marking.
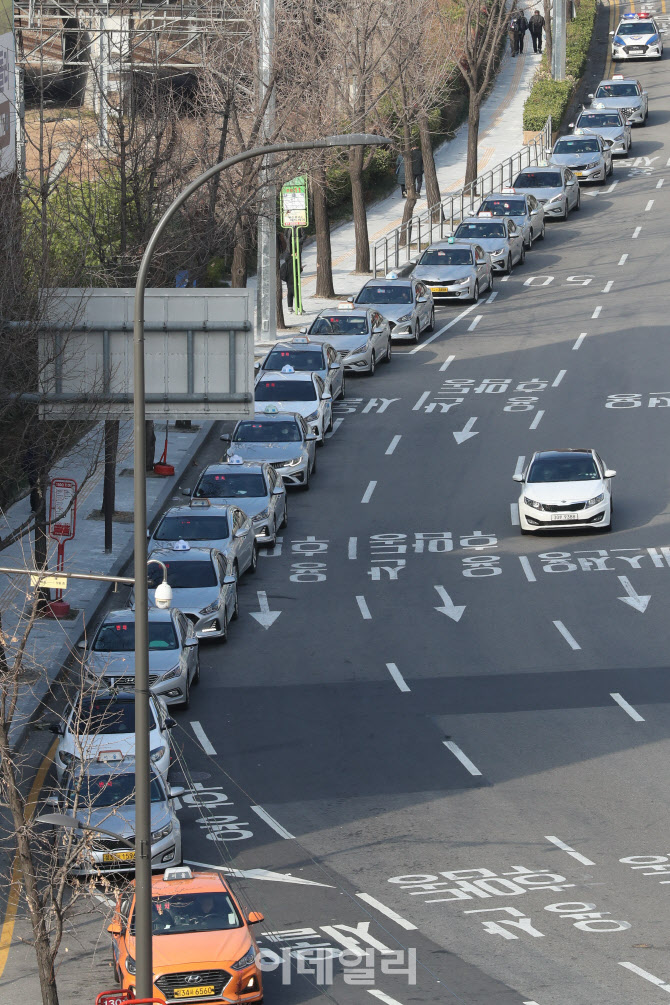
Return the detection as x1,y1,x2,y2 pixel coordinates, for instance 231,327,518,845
443,740,482,776
667,156,670,167
591,306,602,319
524,1001,541,1004
386,662,410,693
487,291,498,303
409,303,478,354
467,315,482,331
545,835,595,866
348,537,357,560
618,254,628,265
510,503,519,526
632,226,641,238
656,178,664,188
439,354,456,372
413,391,430,410
529,410,544,430
368,992,406,1005
553,620,581,650
190,721,217,757
602,281,613,293
356,892,417,930
619,962,670,992
645,199,654,212
362,480,377,504
326,417,343,439
514,455,525,479
250,805,295,840
357,596,372,620
572,332,587,350
610,692,645,722
519,556,536,583
552,369,566,387
385,435,401,456
500,274,510,282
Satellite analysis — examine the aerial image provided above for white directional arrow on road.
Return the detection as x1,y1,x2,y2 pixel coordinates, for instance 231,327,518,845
453,417,479,444
617,576,651,613
249,590,282,628
434,585,466,622
185,860,334,887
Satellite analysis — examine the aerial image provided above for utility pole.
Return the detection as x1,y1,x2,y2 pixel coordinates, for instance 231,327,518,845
255,0,276,339
551,0,566,81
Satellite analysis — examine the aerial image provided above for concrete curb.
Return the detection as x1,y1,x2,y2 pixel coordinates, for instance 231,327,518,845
10,421,215,753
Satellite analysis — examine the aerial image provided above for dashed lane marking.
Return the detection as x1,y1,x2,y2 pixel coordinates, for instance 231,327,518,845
552,369,566,387
487,291,498,303
361,480,377,504
357,596,372,620
510,503,519,526
602,281,613,293
619,962,670,992
529,410,544,430
610,692,645,722
443,740,482,776
553,620,581,650
348,537,357,560
591,306,602,319
632,226,641,238
386,662,410,693
572,332,587,350
618,254,628,265
190,721,217,756
467,314,482,331
439,354,456,372
545,835,595,866
645,199,654,211
368,992,406,1005
356,892,417,930
656,178,664,189
385,435,401,456
519,556,536,582
413,391,430,410
250,805,295,840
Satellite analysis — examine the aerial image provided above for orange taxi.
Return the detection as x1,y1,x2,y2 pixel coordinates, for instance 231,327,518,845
108,866,264,1003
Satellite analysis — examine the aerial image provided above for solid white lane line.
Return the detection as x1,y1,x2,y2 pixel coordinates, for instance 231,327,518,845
357,892,417,930
553,620,581,650
467,314,482,331
591,306,602,319
250,805,295,840
552,369,566,387
361,480,377,504
510,503,519,526
409,303,478,354
514,455,525,478
385,435,401,456
667,156,670,167
487,291,498,303
519,556,536,582
413,391,430,410
618,254,628,265
523,1001,541,1004
632,226,641,238
572,332,587,350
657,178,664,189
348,537,357,560
439,354,456,372
529,410,544,430
325,417,343,439
386,662,410,693
602,281,613,293
545,835,595,866
368,992,406,1005
357,596,372,620
610,692,645,722
191,721,217,756
619,962,670,992
645,199,654,212
443,740,482,776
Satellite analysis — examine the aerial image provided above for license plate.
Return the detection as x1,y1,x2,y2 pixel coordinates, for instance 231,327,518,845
430,286,450,293
550,513,581,521
174,988,215,999
102,850,135,863
575,171,584,177
629,46,644,51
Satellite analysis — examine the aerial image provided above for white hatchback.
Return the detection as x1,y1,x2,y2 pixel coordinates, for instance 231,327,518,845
514,448,615,533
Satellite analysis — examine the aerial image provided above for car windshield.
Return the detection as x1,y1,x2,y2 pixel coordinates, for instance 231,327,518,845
93,620,178,652
148,560,217,589
596,82,639,95
554,139,599,153
134,893,242,936
264,349,324,370
578,113,620,127
455,222,506,239
155,514,229,542
527,454,600,482
234,420,301,443
479,199,526,216
69,771,164,808
310,316,368,336
256,380,317,402
356,285,412,304
514,171,562,188
195,472,267,498
76,698,156,735
419,248,472,265
615,22,655,34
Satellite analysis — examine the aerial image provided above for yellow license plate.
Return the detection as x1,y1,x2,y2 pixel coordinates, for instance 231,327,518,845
431,286,450,292
174,988,215,999
102,851,135,863
575,171,584,177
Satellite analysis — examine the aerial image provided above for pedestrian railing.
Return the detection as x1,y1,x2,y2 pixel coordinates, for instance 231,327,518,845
372,117,553,277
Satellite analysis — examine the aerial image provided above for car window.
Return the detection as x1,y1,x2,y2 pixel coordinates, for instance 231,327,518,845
264,349,324,370
355,285,412,304
479,199,527,216
455,222,507,239
309,316,368,336
195,472,267,498
256,380,317,402
77,698,153,735
234,420,301,443
614,23,656,36
130,892,242,936
514,171,563,188
577,113,621,127
94,620,178,652
155,514,230,542
419,248,473,265
554,139,600,153
67,771,164,808
148,560,217,589
527,454,600,482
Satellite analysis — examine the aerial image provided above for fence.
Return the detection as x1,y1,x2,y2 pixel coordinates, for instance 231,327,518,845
373,117,553,277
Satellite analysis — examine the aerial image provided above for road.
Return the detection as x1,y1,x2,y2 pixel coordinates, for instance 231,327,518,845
5,20,670,1005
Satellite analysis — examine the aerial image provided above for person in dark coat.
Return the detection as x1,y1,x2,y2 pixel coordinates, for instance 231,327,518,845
516,11,529,52
411,145,424,196
528,10,545,52
510,11,528,54
395,153,406,197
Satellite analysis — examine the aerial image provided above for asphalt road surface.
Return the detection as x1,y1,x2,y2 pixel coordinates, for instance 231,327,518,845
6,21,670,1005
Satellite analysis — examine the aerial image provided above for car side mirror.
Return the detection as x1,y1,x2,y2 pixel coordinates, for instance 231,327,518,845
107,920,123,936
169,785,185,799
272,485,285,495
347,296,354,303
220,432,231,441
299,327,307,334
306,432,317,442
329,362,340,370
76,640,87,651
247,911,264,925
604,469,616,478
165,716,177,729
146,528,151,540
181,487,191,497
587,92,594,100
372,327,385,334
44,794,60,807
223,574,237,585
253,361,260,371
235,527,249,538
609,29,614,34
184,637,198,648
417,296,428,303
568,122,575,129
321,391,332,401
512,473,523,483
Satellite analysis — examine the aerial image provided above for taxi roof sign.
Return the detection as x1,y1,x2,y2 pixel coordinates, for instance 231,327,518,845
228,454,244,464
337,302,355,309
263,404,280,414
164,865,193,882
612,73,624,78
173,539,190,551
290,336,310,344
190,497,210,507
280,364,295,374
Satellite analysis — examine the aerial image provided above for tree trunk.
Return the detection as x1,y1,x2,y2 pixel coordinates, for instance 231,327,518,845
230,219,248,287
103,419,118,554
399,123,416,249
419,111,441,221
348,145,370,273
465,89,481,187
275,250,287,329
313,165,335,298
543,0,552,65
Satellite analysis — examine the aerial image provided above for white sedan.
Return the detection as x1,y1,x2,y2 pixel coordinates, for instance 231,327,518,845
255,366,333,444
514,448,615,533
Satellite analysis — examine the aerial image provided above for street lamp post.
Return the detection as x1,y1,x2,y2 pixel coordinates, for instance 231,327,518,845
132,131,389,999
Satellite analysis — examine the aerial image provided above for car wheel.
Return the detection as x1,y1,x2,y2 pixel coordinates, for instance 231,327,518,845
412,322,420,344
281,499,288,528
628,138,632,153
339,376,346,399
267,518,277,546
538,222,545,240
472,281,479,302
505,254,512,274
607,159,613,177
249,542,258,575
179,676,191,709
385,339,392,362
525,232,532,249
327,411,334,432
368,351,376,376
311,452,317,475
520,245,526,264
427,306,435,332
193,654,200,684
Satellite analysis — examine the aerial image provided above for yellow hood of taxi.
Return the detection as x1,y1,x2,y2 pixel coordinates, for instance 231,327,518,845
131,929,252,970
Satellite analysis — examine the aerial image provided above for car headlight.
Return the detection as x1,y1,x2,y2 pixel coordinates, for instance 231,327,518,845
492,247,506,256
150,744,167,764
453,278,471,286
585,161,599,169
232,946,257,971
125,955,136,976
162,663,182,680
586,492,605,507
305,410,319,421
59,750,75,767
614,132,625,141
254,508,269,522
546,193,564,205
199,601,220,615
285,457,302,467
349,344,368,355
396,313,412,323
151,821,173,841
523,496,543,510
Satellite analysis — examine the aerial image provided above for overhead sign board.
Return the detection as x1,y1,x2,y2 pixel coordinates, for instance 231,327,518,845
0,0,15,179
280,176,309,228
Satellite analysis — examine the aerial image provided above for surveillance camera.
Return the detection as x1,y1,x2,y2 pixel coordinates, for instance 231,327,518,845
154,581,173,610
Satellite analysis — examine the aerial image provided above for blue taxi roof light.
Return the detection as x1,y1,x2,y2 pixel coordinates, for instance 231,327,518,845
281,364,295,374
228,454,244,464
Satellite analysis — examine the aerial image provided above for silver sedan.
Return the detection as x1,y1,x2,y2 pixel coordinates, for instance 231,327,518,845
551,134,613,183
146,544,239,642
454,217,525,273
149,502,258,577
570,109,631,155
512,165,580,219
587,77,648,125
307,307,392,376
476,192,545,247
224,408,317,491
350,278,435,343
411,240,493,301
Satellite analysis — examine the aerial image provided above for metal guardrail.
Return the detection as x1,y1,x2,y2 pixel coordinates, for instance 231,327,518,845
373,117,553,277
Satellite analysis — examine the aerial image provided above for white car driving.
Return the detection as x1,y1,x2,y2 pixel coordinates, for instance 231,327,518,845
514,448,615,533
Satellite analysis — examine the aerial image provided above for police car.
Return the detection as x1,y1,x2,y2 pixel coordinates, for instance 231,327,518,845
254,365,333,444
610,12,663,61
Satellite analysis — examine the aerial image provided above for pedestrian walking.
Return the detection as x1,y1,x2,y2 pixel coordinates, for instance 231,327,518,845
509,12,521,55
528,9,545,53
395,153,406,197
516,10,529,53
411,145,424,197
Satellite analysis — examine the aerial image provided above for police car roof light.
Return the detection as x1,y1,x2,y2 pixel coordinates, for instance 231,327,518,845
164,865,193,882
280,364,295,374
173,539,190,551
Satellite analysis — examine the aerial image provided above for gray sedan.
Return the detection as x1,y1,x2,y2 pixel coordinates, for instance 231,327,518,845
149,502,258,577
570,109,631,155
254,336,345,401
223,409,317,491
306,307,392,376
454,217,525,273
350,278,435,343
587,77,648,125
512,165,580,219
84,606,200,708
551,134,613,183
190,458,287,545
476,192,545,247
146,544,239,642
412,240,493,301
